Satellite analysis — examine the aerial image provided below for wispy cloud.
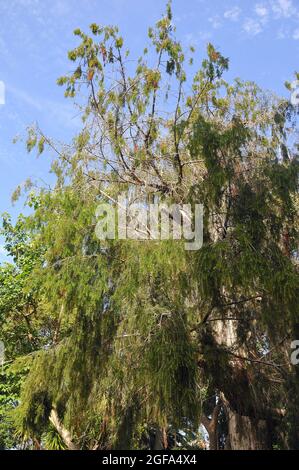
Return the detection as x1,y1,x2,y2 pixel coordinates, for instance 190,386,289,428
185,30,212,45
255,4,269,17
8,85,43,111
224,6,242,22
243,18,263,35
208,15,222,29
277,26,288,38
272,0,296,18
7,85,81,130
241,0,299,38
293,28,299,39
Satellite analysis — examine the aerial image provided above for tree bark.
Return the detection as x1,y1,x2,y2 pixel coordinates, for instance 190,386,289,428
201,401,221,450
153,427,168,450
211,317,273,449
226,408,271,450
49,408,78,450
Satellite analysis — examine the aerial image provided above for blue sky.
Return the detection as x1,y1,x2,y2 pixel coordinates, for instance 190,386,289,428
0,0,299,259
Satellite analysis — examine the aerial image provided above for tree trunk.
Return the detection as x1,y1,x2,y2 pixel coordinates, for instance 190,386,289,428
201,401,221,450
226,408,271,450
153,427,167,450
49,408,78,450
211,318,272,449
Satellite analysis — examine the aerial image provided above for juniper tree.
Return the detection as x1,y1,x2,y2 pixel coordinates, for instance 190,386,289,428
2,2,299,449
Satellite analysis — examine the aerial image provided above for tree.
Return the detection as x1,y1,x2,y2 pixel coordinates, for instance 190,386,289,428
0,361,28,450
1,2,298,449
0,212,41,448
0,209,61,449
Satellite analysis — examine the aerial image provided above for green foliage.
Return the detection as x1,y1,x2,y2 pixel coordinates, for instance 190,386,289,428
42,425,67,450
0,359,31,449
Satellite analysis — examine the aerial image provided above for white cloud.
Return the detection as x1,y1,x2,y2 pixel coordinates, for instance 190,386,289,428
272,0,296,18
277,27,287,38
8,85,43,111
185,30,212,44
199,31,212,41
255,4,269,17
243,18,263,35
224,6,241,21
293,28,299,39
7,85,81,130
209,15,222,29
